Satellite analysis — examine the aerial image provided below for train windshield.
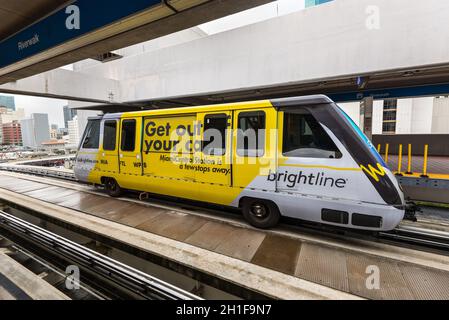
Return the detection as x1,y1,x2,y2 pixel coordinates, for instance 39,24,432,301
80,119,101,150
335,105,386,167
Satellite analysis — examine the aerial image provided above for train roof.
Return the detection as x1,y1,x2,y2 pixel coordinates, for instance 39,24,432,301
89,95,334,120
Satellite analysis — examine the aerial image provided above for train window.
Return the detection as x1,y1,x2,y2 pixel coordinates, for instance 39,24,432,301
202,114,228,156
237,111,266,157
283,111,342,159
103,121,117,151
121,119,136,152
82,120,101,149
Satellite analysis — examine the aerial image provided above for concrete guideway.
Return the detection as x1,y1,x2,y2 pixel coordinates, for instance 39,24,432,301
0,252,70,300
0,173,449,299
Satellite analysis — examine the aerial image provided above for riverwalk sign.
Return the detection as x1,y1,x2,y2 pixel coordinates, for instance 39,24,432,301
0,0,161,69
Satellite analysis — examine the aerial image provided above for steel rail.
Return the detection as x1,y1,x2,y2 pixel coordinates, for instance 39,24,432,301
0,210,202,300
379,226,449,251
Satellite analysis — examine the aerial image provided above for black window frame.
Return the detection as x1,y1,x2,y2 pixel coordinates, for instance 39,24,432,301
237,111,266,158
202,113,228,156
120,119,137,152
282,110,342,159
103,120,118,151
82,119,101,149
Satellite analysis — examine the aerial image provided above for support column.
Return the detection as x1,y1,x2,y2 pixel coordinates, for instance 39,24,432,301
360,97,374,140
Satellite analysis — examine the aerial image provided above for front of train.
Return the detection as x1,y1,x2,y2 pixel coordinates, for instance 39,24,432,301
328,100,408,229
273,95,407,231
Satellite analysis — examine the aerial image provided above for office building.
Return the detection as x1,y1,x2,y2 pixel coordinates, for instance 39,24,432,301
20,113,50,148
2,121,22,145
63,105,77,129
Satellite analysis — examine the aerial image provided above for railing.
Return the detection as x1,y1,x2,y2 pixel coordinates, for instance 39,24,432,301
377,143,430,178
0,164,77,181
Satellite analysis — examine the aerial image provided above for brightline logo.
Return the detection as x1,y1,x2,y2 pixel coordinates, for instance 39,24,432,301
18,34,40,51
360,163,386,182
267,170,347,189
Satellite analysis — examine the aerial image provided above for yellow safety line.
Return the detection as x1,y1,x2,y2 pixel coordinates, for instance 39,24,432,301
404,172,449,180
279,163,362,172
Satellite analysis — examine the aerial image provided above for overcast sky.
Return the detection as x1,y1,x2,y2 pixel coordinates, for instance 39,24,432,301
6,0,305,128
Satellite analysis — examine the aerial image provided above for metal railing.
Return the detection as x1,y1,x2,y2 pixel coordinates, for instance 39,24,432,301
377,143,430,178
0,164,77,181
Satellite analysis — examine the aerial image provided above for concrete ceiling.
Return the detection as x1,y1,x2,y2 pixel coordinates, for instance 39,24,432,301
0,0,71,40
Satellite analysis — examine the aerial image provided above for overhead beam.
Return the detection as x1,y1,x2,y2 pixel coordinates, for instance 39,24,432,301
0,68,119,103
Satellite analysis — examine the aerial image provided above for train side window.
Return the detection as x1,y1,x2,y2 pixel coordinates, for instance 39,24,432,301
121,119,136,152
82,120,101,149
203,114,228,156
103,121,117,151
237,111,266,157
283,111,342,159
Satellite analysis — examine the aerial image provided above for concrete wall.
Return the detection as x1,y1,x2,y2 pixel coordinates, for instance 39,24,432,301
1,68,120,103
432,97,449,133
373,134,449,156
396,99,412,134
410,97,434,134
338,102,360,127
372,100,383,135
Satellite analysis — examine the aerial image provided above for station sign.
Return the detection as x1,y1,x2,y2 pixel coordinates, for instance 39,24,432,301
0,0,161,69
329,83,449,102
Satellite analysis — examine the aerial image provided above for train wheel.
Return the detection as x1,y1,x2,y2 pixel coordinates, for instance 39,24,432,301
242,199,280,229
104,178,123,197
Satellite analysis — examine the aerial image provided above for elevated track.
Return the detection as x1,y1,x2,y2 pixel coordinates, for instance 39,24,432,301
0,170,448,299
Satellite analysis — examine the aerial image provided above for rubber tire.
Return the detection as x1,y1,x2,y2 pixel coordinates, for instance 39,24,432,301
242,199,280,229
105,178,123,197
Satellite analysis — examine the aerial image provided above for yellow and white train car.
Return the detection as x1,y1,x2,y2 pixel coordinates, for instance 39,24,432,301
74,95,405,231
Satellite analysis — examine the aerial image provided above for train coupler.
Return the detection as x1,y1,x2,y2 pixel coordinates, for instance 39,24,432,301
404,201,420,222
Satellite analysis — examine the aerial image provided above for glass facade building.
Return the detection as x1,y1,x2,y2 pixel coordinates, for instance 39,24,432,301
305,0,333,8
0,95,15,111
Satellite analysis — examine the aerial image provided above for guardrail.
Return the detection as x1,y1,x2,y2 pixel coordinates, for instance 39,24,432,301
377,143,430,178
0,164,77,181
0,210,201,300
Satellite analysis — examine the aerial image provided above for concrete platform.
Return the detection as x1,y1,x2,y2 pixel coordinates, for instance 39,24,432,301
0,172,449,300
0,252,69,300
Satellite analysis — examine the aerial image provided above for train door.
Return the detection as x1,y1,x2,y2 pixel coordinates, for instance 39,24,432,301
195,112,232,186
232,108,277,191
119,118,143,176
98,119,119,174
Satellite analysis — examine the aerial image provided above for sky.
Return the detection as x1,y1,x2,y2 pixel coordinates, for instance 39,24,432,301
6,0,305,128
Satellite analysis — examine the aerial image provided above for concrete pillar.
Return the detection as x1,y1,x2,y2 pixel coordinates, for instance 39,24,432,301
360,97,373,140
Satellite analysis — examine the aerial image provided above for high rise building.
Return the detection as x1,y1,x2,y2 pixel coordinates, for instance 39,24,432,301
2,121,22,145
0,95,15,111
63,105,77,129
68,116,80,146
20,113,50,149
50,124,59,139
305,0,333,8
0,108,25,144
